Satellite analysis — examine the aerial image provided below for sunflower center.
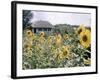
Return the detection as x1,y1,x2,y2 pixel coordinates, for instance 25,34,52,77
63,51,68,56
28,32,30,34
24,44,28,48
78,29,82,34
40,33,44,36
82,35,87,42
58,37,60,39
41,33,43,35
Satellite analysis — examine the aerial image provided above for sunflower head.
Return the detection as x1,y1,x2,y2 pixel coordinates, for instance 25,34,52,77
80,29,91,48
77,24,85,35
47,36,55,44
39,36,46,43
48,36,53,41
56,34,62,45
25,30,33,37
83,58,91,65
58,46,70,59
40,32,45,37
58,34,62,39
63,34,69,40
23,43,32,51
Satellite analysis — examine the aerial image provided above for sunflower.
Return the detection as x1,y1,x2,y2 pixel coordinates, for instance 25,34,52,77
56,34,62,46
63,34,69,40
40,32,45,37
47,36,56,44
23,42,33,57
23,43,32,51
47,36,53,43
35,43,42,51
25,29,35,41
58,46,70,59
53,48,62,59
39,36,46,43
80,29,91,48
83,58,91,65
58,50,63,59
77,24,85,35
25,29,33,37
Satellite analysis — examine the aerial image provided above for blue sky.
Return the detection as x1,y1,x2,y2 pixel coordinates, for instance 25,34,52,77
30,11,91,27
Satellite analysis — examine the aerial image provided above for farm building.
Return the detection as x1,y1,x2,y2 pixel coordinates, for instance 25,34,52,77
31,20,54,33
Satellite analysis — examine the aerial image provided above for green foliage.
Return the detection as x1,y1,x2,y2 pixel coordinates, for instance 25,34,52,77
23,10,33,29
22,25,91,69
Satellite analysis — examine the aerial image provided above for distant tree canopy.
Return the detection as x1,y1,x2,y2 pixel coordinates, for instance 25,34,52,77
23,10,33,30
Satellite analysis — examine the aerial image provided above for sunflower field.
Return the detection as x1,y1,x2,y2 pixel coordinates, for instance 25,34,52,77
22,24,91,70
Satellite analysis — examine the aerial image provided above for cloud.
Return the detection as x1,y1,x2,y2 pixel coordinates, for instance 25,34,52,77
31,11,91,27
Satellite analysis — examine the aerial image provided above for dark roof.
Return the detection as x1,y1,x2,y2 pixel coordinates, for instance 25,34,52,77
31,20,54,28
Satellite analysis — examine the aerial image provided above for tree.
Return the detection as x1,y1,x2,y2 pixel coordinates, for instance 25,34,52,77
23,10,33,30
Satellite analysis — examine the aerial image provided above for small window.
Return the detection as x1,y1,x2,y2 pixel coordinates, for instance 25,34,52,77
38,28,42,31
43,28,47,31
48,28,51,31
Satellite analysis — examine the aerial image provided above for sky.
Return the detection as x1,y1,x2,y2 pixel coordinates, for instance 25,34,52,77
30,11,91,27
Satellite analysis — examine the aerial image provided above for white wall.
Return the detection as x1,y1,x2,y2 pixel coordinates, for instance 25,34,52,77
0,0,99,80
